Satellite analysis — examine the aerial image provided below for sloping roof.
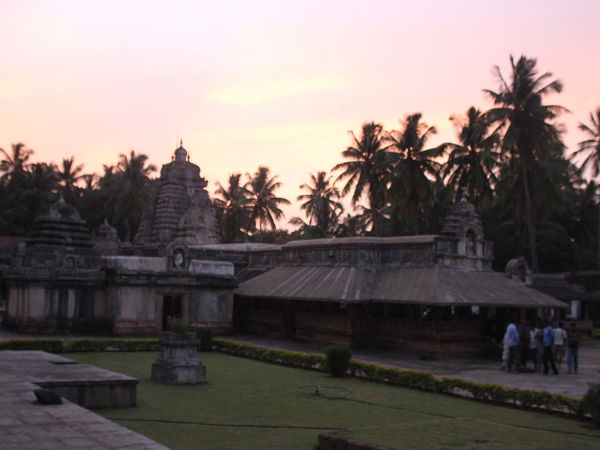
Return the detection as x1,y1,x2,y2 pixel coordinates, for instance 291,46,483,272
235,265,567,309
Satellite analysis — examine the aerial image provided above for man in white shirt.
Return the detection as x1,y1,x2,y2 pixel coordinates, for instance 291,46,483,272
553,322,567,370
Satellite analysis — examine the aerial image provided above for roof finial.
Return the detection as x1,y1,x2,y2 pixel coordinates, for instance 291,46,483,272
180,138,183,147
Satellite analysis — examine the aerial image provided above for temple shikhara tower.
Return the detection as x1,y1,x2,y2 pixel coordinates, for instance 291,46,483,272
134,142,219,253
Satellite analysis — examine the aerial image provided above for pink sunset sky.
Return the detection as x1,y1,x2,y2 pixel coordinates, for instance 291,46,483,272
1,0,599,226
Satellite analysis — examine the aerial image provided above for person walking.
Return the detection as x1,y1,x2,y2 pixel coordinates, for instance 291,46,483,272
567,323,579,375
542,320,559,375
553,322,567,370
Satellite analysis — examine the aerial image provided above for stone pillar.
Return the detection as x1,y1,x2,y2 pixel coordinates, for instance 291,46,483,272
151,333,206,384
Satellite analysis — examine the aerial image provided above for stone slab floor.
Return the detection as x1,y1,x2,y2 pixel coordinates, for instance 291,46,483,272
0,351,169,450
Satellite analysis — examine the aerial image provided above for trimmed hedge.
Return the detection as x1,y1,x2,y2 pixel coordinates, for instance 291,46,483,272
0,338,159,353
213,338,325,370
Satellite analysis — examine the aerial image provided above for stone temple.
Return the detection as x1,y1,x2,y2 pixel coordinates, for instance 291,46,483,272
0,146,575,354
134,142,219,254
2,144,235,335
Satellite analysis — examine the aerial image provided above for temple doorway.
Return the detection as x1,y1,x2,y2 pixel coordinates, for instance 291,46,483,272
162,295,182,330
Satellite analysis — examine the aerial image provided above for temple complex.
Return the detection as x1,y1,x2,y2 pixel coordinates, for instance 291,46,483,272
0,146,588,355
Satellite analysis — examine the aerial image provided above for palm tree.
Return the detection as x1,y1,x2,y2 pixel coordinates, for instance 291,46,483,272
104,150,156,241
443,107,500,206
333,122,389,235
293,171,343,237
572,107,600,177
384,113,445,233
57,156,84,203
246,166,290,233
484,55,566,273
14,163,59,233
572,107,600,268
0,142,33,183
57,156,83,190
214,173,252,242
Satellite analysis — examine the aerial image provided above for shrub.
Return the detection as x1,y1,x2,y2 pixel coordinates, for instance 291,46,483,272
0,338,63,353
325,345,352,377
196,328,214,352
581,384,600,428
0,338,159,353
167,316,188,334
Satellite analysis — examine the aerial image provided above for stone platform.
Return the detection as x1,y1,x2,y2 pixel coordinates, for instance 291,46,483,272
0,351,138,408
0,351,169,450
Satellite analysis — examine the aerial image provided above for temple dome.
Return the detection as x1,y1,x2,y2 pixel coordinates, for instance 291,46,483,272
174,144,187,162
440,193,483,239
27,196,92,248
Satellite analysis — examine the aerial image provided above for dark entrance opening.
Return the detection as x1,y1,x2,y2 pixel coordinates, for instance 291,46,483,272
162,295,182,330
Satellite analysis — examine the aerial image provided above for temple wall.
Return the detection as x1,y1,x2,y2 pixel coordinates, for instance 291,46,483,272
5,282,111,333
188,289,232,332
110,285,162,335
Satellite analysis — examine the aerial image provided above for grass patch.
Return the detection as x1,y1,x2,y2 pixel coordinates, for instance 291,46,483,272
65,352,600,450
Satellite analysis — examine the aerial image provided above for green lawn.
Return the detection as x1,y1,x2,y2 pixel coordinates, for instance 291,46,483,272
65,352,600,450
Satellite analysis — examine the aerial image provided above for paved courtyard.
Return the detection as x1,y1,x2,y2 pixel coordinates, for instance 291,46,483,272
0,351,169,450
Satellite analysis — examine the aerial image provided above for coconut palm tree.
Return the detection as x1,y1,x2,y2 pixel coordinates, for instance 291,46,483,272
57,156,84,203
292,171,343,238
214,173,252,242
443,107,501,206
571,107,600,268
572,107,600,177
384,113,445,234
104,150,156,241
246,166,290,233
333,122,389,235
484,55,567,273
0,142,33,183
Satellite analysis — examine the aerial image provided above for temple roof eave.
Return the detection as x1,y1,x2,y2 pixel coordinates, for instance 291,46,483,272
235,265,568,309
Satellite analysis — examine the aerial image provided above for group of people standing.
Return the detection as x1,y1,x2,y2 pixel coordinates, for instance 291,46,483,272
502,320,580,375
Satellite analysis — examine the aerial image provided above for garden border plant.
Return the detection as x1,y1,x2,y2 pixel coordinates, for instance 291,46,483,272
0,336,587,420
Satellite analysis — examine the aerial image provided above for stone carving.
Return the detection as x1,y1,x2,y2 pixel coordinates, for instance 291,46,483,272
151,333,206,384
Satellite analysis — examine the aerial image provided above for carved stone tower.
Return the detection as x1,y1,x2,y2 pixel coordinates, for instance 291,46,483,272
134,143,220,253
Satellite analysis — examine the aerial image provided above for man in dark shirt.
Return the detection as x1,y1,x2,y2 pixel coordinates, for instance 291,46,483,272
567,323,579,375
542,320,559,375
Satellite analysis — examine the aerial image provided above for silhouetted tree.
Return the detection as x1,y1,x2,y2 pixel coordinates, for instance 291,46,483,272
485,55,566,273
214,173,252,242
246,166,290,233
333,122,389,235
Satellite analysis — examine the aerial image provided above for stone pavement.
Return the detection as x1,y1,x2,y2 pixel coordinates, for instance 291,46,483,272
0,351,169,450
229,335,600,399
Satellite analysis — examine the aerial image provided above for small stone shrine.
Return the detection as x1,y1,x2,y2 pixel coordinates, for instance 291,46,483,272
151,333,206,384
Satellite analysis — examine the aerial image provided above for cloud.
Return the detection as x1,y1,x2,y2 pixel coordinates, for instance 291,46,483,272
207,76,350,106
